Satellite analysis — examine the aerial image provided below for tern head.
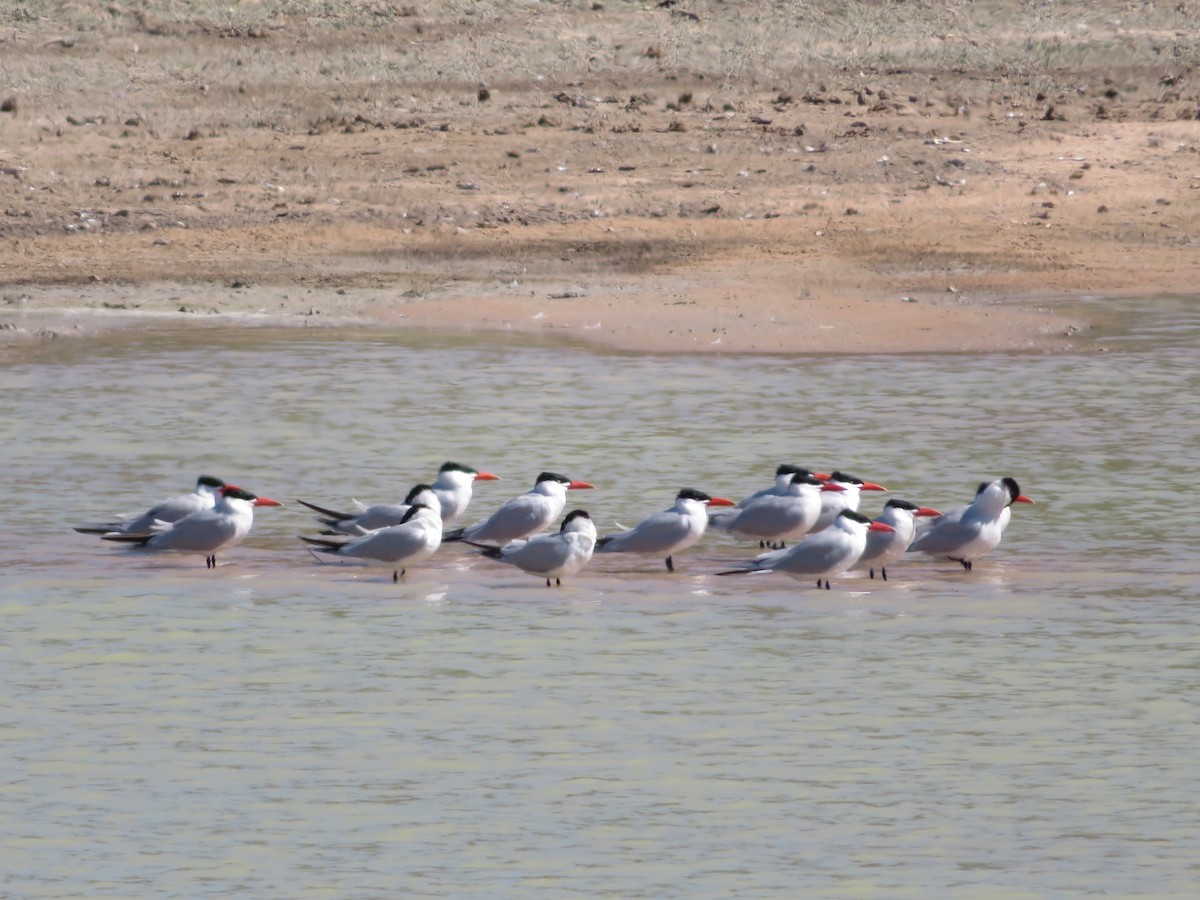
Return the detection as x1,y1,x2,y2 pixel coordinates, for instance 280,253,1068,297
676,488,735,507
561,509,591,526
560,509,596,535
196,475,226,491
789,471,825,487
222,486,282,508
774,464,811,478
405,482,439,504
884,498,942,517
978,477,1034,508
537,472,594,491
440,461,500,482
1002,476,1035,506
829,470,888,492
839,508,895,533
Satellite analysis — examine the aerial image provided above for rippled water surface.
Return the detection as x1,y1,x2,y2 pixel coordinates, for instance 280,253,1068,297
3,299,1199,897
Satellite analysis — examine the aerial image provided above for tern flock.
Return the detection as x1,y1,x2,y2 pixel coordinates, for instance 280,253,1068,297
74,462,1035,587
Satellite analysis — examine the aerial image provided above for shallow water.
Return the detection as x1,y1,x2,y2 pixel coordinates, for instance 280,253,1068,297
2,298,1199,896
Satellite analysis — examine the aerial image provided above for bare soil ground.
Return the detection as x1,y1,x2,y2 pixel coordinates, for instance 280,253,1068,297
1,1,1197,353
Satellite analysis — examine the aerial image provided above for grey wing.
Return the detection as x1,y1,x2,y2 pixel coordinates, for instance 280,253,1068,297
467,496,546,542
706,506,739,530
727,495,803,537
149,512,237,552
773,533,849,574
910,504,968,544
506,534,569,574
736,485,775,509
123,495,201,532
343,524,427,563
350,503,411,532
601,512,683,554
909,514,978,554
754,544,791,564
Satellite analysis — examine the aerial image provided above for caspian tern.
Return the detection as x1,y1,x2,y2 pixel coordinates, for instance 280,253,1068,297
709,464,814,521
853,499,942,581
442,472,594,545
716,509,896,588
467,509,597,587
809,470,888,533
595,488,735,572
299,502,444,582
433,461,500,524
709,471,840,546
297,461,498,532
101,486,282,568
908,476,1034,570
729,464,831,509
74,475,228,535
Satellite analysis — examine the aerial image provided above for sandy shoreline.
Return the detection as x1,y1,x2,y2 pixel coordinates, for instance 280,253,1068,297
1,3,1196,355
1,274,1091,356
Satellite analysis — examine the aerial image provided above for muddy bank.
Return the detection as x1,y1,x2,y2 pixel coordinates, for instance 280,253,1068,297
0,273,1086,356
1,2,1196,353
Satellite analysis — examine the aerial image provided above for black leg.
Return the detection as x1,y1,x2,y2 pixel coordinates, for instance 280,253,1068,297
824,579,830,590
665,555,674,572
546,578,552,587
556,578,561,586
759,540,766,549
952,557,973,571
881,566,888,581
869,567,875,579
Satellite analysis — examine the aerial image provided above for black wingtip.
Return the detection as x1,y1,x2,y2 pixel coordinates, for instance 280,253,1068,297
296,498,354,520
74,524,122,534
441,527,466,543
463,540,504,560
298,534,344,552
100,532,153,545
